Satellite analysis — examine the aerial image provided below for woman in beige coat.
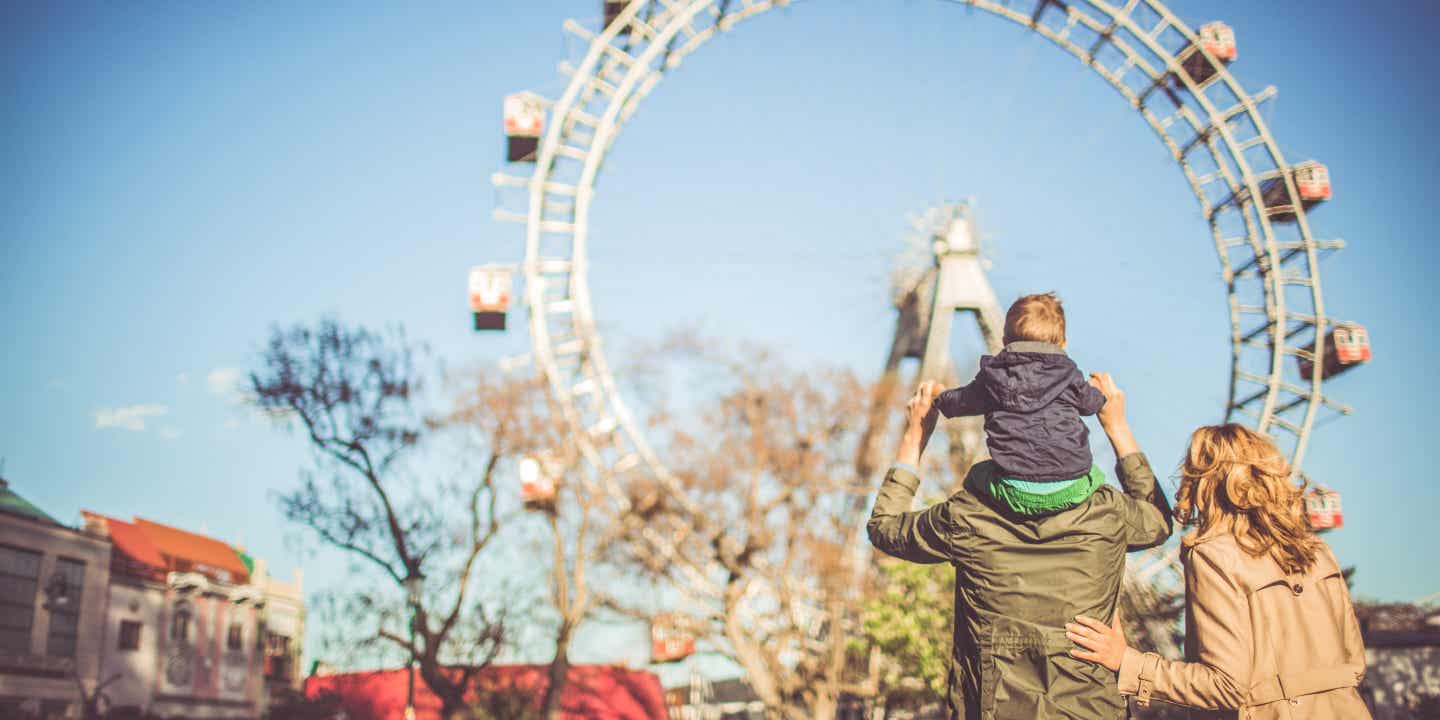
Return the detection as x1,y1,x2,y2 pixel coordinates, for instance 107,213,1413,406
1066,423,1371,719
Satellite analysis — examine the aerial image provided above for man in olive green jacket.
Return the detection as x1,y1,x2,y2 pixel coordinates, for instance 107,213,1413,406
868,375,1172,719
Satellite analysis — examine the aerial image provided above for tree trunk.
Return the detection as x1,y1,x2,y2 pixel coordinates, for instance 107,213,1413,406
440,696,468,720
419,658,471,720
538,623,573,720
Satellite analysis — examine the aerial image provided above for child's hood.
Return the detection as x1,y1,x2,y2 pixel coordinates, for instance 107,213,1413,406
976,345,1080,413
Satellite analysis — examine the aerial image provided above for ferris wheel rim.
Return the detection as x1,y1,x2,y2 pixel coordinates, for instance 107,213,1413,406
503,0,1342,504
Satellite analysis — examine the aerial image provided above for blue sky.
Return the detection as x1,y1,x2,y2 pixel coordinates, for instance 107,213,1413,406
4,0,1438,673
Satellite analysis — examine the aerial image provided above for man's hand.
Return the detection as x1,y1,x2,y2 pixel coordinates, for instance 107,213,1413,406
896,381,943,467
907,380,942,432
1089,372,1138,457
1089,372,1125,426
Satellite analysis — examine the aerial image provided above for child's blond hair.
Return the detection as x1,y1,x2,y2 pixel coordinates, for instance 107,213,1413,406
1003,292,1066,346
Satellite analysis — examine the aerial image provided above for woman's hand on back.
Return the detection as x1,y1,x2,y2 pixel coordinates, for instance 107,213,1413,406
1067,612,1129,672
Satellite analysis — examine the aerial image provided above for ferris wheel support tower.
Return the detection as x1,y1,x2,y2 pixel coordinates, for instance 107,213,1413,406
864,202,1003,481
916,207,1005,380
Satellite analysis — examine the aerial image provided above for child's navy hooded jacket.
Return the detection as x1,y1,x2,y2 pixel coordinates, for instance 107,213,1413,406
935,341,1106,482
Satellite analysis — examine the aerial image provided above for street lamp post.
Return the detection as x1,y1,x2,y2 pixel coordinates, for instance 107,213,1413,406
403,571,424,720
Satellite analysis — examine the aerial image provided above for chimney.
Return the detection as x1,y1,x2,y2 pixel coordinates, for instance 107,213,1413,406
81,512,110,538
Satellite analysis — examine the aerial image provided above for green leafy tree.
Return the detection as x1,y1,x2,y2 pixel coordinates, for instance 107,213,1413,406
861,555,953,713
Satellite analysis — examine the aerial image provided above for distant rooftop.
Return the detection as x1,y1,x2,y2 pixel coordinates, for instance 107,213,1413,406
84,511,252,585
0,478,60,526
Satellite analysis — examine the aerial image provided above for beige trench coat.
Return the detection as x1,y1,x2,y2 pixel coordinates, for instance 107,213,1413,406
1117,532,1371,719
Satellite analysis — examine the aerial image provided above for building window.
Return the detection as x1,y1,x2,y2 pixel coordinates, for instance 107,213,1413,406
118,620,141,651
227,622,243,651
0,545,41,653
45,557,85,658
171,603,192,644
264,633,292,682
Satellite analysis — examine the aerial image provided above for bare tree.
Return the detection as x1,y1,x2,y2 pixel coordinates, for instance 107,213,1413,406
606,341,896,719
443,378,609,720
532,448,601,720
250,319,553,719
71,669,120,720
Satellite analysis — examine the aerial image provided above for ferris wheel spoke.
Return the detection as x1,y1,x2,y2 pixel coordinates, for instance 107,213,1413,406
1266,413,1303,437
1234,369,1274,388
1271,395,1312,417
565,107,603,131
1141,15,1171,40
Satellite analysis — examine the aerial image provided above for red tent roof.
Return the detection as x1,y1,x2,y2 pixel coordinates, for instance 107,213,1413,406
133,517,250,583
304,665,668,720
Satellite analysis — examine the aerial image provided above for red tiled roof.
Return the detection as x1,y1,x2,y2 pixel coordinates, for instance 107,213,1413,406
133,517,250,583
304,665,668,720
84,512,165,568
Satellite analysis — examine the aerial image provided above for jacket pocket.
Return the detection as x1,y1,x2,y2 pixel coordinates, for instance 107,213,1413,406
981,623,1119,719
980,638,1047,719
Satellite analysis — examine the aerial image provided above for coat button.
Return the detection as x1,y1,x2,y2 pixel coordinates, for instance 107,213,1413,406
1292,583,1304,595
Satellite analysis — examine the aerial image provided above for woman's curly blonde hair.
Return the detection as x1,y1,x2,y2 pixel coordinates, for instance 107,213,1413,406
1175,424,1322,575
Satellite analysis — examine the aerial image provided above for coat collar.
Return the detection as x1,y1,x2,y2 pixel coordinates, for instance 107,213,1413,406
1003,341,1066,355
1182,527,1343,592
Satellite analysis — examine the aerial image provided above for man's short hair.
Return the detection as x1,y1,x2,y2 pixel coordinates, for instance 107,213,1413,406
1003,292,1066,346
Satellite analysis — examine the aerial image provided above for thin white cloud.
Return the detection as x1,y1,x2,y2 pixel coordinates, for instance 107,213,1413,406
206,367,242,397
93,404,169,432
158,425,183,441
209,365,282,427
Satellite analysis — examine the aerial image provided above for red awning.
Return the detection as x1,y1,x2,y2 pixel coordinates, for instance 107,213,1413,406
304,665,668,720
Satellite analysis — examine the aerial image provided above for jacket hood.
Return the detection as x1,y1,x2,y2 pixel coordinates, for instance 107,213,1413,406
977,342,1079,413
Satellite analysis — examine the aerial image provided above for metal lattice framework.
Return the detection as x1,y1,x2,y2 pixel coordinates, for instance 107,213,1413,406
490,0,1353,628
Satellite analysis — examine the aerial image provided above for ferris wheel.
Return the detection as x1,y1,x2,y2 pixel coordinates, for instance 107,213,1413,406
488,0,1368,503
483,0,1369,656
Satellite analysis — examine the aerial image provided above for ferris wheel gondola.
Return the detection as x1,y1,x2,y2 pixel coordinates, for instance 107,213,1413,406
1262,160,1332,222
650,614,697,664
1177,21,1235,85
468,265,513,331
1305,485,1344,531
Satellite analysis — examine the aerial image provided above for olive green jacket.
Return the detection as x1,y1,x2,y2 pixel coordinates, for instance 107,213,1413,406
867,453,1173,720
